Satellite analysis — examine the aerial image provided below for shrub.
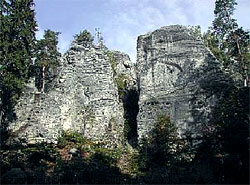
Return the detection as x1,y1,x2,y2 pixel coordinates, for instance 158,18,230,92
106,51,117,75
124,120,131,139
141,114,186,168
57,130,91,148
115,74,130,99
73,30,94,45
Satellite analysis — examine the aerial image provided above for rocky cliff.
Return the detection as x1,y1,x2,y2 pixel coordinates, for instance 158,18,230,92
7,41,135,147
6,25,232,147
136,25,231,141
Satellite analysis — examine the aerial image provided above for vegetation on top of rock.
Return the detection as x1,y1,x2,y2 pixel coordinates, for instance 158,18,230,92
106,51,118,75
73,29,94,46
115,74,130,99
188,25,202,40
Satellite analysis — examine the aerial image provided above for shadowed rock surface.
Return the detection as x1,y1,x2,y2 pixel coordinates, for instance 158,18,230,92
136,25,232,142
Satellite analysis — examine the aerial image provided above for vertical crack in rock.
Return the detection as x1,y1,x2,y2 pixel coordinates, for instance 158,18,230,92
122,89,139,147
111,51,139,147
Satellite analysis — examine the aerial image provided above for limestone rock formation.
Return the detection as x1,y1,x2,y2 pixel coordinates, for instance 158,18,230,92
7,41,135,147
111,51,139,145
109,50,137,94
6,25,233,147
136,25,231,141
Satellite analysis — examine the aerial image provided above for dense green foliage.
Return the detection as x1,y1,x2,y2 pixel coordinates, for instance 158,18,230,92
205,0,250,86
135,114,195,183
0,132,129,184
0,0,37,146
197,87,249,183
141,114,185,167
0,0,37,98
73,29,94,45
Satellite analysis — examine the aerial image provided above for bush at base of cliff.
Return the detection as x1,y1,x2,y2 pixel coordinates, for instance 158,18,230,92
143,114,186,167
57,130,92,148
0,132,128,184
136,114,194,184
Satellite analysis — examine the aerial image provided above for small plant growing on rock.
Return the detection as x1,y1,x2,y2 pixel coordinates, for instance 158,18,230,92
106,51,117,75
124,120,131,140
115,74,130,99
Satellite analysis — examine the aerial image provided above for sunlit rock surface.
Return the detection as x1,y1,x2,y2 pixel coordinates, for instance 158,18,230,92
7,25,232,147
136,25,231,141
7,42,136,147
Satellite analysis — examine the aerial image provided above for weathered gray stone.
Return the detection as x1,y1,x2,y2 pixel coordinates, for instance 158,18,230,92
6,25,233,147
113,51,136,79
136,25,232,142
7,41,130,147
108,50,137,93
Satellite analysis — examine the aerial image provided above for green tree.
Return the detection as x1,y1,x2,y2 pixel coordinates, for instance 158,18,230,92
197,87,249,183
0,0,37,145
0,0,37,98
35,29,61,93
73,29,94,46
213,0,238,40
141,114,185,168
209,0,250,86
204,30,231,65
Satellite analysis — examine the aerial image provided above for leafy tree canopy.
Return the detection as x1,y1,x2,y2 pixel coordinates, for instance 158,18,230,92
206,0,250,86
34,29,61,92
0,0,37,98
73,29,94,45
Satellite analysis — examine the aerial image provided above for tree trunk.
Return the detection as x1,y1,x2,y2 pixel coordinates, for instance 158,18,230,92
41,65,45,93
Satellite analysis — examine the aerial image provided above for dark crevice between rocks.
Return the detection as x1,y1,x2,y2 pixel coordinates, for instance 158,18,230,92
122,89,139,148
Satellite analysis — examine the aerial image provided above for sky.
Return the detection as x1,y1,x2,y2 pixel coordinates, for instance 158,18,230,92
35,0,250,62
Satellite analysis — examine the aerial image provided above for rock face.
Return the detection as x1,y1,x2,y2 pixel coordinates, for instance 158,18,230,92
112,51,137,86
7,42,135,147
136,25,231,141
7,25,232,147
